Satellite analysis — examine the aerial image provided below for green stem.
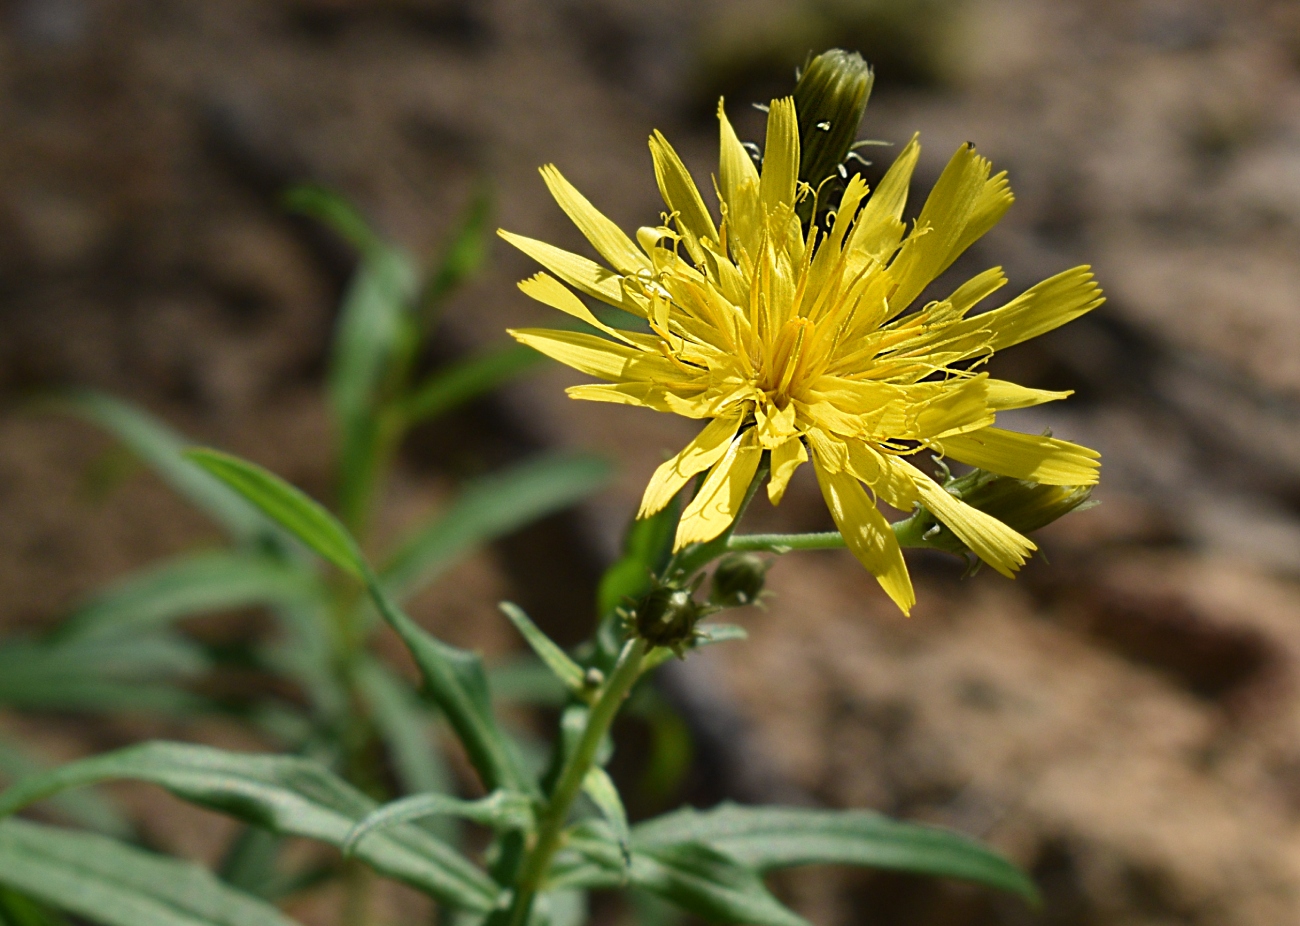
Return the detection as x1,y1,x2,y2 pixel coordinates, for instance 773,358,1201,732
504,638,648,926
727,512,940,555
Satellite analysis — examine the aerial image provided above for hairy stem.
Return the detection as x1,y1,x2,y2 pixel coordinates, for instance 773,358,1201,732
504,638,648,926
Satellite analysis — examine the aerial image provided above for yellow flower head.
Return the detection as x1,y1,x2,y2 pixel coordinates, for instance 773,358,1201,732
501,98,1101,615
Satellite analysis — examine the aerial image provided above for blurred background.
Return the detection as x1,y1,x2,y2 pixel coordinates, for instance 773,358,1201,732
3,0,1300,923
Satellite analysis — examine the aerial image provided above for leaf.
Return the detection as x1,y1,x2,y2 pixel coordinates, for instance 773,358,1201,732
0,734,129,839
0,743,497,912
557,829,807,926
400,343,543,426
218,827,284,900
0,817,300,926
633,803,1039,903
331,255,418,528
581,767,629,865
354,658,452,800
365,588,529,795
380,454,612,601
420,184,493,314
486,657,569,708
0,885,68,926
498,603,584,695
283,184,385,257
0,635,209,714
597,496,680,618
344,790,534,855
52,392,270,543
58,551,319,642
185,450,365,579
186,448,527,795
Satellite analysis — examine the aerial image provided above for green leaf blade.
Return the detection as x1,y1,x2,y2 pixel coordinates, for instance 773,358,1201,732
381,454,612,601
498,603,584,695
0,818,299,926
633,803,1039,904
401,343,543,426
59,551,319,642
0,742,497,912
52,392,269,543
184,450,365,579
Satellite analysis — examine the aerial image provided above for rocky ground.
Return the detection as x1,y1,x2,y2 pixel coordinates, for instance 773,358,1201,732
3,1,1300,924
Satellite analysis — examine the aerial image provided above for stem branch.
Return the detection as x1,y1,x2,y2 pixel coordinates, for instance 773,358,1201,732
504,638,648,926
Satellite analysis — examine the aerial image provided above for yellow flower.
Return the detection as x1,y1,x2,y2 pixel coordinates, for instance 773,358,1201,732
500,98,1101,615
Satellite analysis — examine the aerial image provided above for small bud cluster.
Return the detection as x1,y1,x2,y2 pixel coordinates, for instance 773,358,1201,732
626,554,770,656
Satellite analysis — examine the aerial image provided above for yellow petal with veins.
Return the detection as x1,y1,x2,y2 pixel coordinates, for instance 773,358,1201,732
674,429,761,549
931,427,1100,485
813,457,914,615
767,435,807,505
539,165,649,275
509,328,682,383
893,457,1035,578
640,412,745,518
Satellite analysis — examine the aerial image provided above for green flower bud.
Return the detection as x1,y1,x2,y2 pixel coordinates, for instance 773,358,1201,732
792,49,874,210
633,585,709,651
709,553,770,608
900,466,1097,560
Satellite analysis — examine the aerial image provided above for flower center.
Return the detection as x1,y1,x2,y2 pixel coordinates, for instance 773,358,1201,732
766,316,815,403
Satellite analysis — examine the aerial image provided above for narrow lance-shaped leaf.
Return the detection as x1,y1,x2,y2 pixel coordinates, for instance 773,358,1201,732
344,790,534,856
555,826,808,926
51,392,271,543
0,635,210,715
57,551,319,642
0,742,497,912
633,803,1039,904
184,450,365,579
400,342,543,427
183,449,527,794
420,184,493,319
353,658,452,800
581,767,629,865
498,603,584,695
0,818,301,926
0,734,129,839
380,454,612,602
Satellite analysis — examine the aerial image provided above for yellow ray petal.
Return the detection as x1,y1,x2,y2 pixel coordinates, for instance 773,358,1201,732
717,98,760,215
844,441,918,511
767,434,807,504
893,457,1035,578
932,427,1100,485
886,143,989,313
950,170,1014,261
759,97,799,216
649,130,718,265
539,165,649,275
674,428,762,550
981,266,1104,352
499,230,647,317
812,457,914,615
640,412,745,518
986,380,1072,410
947,266,1007,315
509,328,682,383
849,133,919,263
518,272,635,345
566,383,712,417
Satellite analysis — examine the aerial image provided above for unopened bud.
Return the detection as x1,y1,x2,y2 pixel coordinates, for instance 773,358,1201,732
709,553,770,607
792,49,874,204
903,467,1097,558
634,585,708,651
